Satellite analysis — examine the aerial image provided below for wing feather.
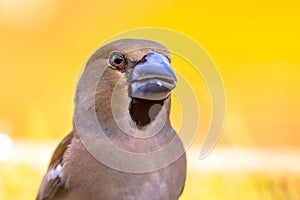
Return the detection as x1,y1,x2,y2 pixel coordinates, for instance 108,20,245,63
36,132,74,200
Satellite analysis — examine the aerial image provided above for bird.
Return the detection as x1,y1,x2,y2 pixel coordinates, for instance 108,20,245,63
36,39,186,200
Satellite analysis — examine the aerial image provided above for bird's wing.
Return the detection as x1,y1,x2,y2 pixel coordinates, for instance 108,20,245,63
36,132,74,200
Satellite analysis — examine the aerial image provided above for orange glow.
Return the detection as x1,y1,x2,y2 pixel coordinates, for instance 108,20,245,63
0,0,299,147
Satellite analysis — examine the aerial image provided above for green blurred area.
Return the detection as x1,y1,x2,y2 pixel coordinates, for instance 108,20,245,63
1,163,299,200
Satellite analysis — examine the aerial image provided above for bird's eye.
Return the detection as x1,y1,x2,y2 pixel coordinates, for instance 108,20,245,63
109,52,126,71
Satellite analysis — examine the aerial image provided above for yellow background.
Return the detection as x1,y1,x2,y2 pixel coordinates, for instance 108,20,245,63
0,0,299,199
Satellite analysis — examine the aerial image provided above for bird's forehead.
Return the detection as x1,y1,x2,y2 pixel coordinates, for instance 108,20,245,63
90,39,170,61
125,48,170,62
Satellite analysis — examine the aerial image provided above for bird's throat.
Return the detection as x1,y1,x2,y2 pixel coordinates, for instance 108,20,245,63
129,98,164,128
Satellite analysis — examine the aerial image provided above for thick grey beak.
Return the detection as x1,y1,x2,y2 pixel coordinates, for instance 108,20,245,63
129,52,177,100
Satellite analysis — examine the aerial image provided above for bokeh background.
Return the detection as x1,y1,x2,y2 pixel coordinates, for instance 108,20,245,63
0,0,299,199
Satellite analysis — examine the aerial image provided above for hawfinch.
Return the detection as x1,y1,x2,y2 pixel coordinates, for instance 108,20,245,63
36,39,186,200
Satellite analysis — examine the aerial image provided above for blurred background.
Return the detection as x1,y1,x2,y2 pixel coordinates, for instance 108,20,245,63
0,0,299,199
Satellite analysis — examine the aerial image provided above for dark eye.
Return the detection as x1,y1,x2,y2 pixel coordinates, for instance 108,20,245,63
109,52,126,71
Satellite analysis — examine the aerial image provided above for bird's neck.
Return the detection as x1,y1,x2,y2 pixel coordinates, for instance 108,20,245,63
73,94,174,153
129,98,165,128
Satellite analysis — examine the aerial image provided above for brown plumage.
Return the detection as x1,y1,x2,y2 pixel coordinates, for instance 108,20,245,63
36,39,186,200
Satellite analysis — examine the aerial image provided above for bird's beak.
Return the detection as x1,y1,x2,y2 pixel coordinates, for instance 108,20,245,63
129,52,177,100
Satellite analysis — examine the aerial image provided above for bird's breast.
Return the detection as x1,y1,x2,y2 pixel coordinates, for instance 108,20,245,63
61,136,186,200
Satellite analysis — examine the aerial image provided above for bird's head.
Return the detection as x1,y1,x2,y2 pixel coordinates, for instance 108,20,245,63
75,39,177,132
